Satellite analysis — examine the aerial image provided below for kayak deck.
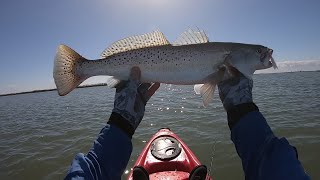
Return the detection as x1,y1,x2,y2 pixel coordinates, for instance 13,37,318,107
128,128,212,180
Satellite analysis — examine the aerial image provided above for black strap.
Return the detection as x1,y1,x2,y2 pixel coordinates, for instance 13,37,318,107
227,102,259,130
108,112,134,139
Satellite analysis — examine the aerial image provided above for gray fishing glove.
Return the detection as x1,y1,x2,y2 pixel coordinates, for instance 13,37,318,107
108,67,160,137
218,69,259,129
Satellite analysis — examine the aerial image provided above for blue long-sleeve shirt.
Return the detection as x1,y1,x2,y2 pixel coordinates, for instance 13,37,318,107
231,111,309,180
64,111,310,180
64,125,132,180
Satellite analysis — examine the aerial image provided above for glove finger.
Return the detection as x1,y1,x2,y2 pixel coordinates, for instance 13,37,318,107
130,67,141,82
115,80,128,92
125,67,141,91
145,82,160,101
218,86,225,102
115,67,141,92
227,66,241,77
137,83,160,104
134,83,151,113
138,83,152,94
136,83,152,106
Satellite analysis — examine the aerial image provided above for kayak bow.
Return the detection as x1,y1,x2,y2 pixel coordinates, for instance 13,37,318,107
128,128,212,180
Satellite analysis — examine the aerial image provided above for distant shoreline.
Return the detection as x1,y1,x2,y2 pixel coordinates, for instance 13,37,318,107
1,70,319,97
0,83,107,97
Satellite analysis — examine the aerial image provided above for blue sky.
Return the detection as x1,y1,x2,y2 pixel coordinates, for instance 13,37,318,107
1,0,320,94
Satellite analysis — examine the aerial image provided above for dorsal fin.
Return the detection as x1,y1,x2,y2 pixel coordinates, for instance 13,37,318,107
173,28,209,46
101,30,170,58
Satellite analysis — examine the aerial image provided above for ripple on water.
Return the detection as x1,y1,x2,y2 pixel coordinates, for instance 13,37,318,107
0,72,320,179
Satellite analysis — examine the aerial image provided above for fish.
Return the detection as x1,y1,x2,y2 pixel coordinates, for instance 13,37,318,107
53,29,277,106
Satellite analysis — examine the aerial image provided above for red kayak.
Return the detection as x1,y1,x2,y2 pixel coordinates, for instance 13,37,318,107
128,128,212,180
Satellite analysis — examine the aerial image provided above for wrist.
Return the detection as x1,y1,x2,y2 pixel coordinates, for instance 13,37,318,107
108,112,135,138
226,102,259,129
222,97,253,111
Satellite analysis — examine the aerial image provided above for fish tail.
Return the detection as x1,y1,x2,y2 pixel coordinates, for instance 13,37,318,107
53,44,88,96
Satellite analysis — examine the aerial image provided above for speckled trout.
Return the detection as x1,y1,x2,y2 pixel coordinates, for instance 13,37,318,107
54,29,276,105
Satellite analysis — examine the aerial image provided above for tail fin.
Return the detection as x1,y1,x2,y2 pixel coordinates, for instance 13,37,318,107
53,45,87,96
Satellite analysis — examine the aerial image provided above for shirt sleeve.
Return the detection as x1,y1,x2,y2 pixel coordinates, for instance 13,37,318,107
231,111,310,180
64,124,132,180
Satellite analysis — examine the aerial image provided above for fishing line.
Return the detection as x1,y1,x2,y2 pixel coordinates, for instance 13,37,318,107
207,140,216,179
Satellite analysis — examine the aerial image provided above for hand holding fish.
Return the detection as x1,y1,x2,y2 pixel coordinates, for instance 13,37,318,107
218,68,253,110
218,69,258,129
108,67,160,137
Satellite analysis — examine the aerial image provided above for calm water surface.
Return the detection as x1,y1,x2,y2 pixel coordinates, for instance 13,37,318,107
0,71,319,179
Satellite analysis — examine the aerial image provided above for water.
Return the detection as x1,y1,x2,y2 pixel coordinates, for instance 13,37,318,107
0,71,319,180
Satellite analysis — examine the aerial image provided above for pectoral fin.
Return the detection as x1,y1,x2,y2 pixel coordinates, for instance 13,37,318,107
194,83,217,107
193,71,225,106
194,84,203,95
106,76,121,88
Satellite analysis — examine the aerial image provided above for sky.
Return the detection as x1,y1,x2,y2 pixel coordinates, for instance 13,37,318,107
1,0,320,94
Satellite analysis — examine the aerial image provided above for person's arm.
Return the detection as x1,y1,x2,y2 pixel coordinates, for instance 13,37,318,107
218,73,310,180
64,67,159,180
64,124,132,180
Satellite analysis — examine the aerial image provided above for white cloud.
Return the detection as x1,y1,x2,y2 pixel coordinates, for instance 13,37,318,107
256,60,320,74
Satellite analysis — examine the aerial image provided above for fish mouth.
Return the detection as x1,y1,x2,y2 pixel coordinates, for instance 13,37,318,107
268,49,277,69
258,49,277,69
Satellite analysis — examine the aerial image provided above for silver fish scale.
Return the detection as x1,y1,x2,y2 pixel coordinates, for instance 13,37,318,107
79,44,227,84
